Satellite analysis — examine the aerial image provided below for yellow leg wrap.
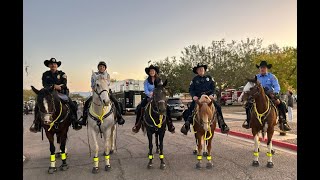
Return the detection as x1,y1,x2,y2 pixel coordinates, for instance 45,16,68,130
159,154,164,159
105,155,110,160
266,152,272,157
61,153,66,160
197,155,202,160
207,156,212,160
148,155,154,159
93,157,99,162
253,152,259,157
50,155,55,162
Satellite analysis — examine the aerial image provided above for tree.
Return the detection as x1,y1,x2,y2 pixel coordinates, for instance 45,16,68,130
23,89,36,101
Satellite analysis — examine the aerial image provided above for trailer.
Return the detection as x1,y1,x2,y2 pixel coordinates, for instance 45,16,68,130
110,79,146,115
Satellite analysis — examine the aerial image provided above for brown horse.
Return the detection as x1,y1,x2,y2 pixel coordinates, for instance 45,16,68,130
31,86,72,174
192,95,216,169
240,76,277,168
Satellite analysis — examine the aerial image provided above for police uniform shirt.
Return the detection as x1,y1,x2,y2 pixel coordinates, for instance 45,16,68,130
189,75,215,97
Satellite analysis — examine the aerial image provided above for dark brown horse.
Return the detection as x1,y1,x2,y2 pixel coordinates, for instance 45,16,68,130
31,86,72,174
192,95,216,169
240,76,277,168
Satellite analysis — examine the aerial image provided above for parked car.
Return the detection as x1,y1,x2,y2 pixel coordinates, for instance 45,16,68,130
167,97,185,120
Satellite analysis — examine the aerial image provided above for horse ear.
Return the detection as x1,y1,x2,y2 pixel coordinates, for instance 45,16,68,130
31,86,39,94
163,79,168,87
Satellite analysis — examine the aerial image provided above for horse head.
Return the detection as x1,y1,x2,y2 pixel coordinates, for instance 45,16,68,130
92,72,110,107
31,85,61,125
152,79,168,115
242,75,264,101
196,95,214,131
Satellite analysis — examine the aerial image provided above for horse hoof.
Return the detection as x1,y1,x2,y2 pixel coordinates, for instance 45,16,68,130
48,167,57,174
105,165,111,171
203,152,208,157
59,164,69,171
206,162,213,169
92,167,99,174
193,150,197,155
156,149,159,154
109,150,114,154
147,163,153,169
160,163,166,170
252,161,260,167
271,149,275,155
267,162,274,168
196,162,202,169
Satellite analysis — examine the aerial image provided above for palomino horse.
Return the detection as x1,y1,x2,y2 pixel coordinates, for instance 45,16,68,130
240,75,277,168
31,86,72,174
141,79,168,169
191,95,216,169
88,72,117,174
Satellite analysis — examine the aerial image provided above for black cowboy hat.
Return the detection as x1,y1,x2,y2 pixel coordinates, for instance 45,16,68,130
97,61,107,68
44,58,61,67
256,60,272,69
145,65,160,75
192,63,207,74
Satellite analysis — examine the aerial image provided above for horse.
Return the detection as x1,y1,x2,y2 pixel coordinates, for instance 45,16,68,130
141,79,168,169
31,86,72,174
87,72,117,174
240,75,277,168
190,95,216,169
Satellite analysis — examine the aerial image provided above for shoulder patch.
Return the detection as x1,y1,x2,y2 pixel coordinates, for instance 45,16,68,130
62,74,67,79
190,81,193,85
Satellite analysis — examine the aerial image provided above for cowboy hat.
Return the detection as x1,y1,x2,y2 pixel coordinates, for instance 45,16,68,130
192,63,207,74
256,60,272,69
145,65,160,75
44,58,61,67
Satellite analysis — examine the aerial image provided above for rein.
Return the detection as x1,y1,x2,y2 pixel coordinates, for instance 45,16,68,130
191,103,215,141
253,94,271,126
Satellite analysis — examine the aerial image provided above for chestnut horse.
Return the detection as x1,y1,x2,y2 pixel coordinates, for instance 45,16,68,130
240,76,277,168
191,95,216,169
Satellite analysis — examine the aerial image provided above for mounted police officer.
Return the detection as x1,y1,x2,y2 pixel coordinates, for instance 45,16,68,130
181,64,230,135
29,58,82,133
241,60,291,131
77,61,125,126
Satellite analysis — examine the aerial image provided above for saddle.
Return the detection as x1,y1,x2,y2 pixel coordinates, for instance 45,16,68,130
57,93,69,103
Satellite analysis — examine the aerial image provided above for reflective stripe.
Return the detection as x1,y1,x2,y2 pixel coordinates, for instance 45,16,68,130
50,155,55,162
253,152,259,157
266,152,272,157
159,154,164,159
148,155,153,159
105,155,110,160
61,153,66,160
207,156,212,160
197,155,202,160
93,157,99,162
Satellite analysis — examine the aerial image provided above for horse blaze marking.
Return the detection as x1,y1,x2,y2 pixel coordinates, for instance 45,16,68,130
197,155,202,160
61,153,66,160
159,155,164,159
50,155,55,162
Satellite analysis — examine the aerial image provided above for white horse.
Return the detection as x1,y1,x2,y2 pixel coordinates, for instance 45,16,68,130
88,72,117,174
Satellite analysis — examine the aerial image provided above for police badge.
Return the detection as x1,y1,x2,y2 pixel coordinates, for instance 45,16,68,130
206,77,209,81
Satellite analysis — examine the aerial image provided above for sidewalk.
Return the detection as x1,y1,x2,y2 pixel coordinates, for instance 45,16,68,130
222,107,297,147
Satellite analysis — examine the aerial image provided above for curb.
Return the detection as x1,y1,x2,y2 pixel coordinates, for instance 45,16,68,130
214,128,297,151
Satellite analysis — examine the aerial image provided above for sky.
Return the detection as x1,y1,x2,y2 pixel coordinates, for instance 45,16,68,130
23,0,297,92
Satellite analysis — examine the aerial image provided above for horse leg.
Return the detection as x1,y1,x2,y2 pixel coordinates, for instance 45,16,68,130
110,125,116,154
206,137,213,169
266,128,274,168
196,134,203,169
159,129,166,170
193,133,198,155
252,131,260,167
46,133,57,174
91,129,100,174
59,132,69,171
155,132,159,154
147,129,154,169
103,126,113,171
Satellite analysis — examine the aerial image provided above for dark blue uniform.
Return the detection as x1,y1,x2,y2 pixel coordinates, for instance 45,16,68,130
42,70,69,95
186,75,224,123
